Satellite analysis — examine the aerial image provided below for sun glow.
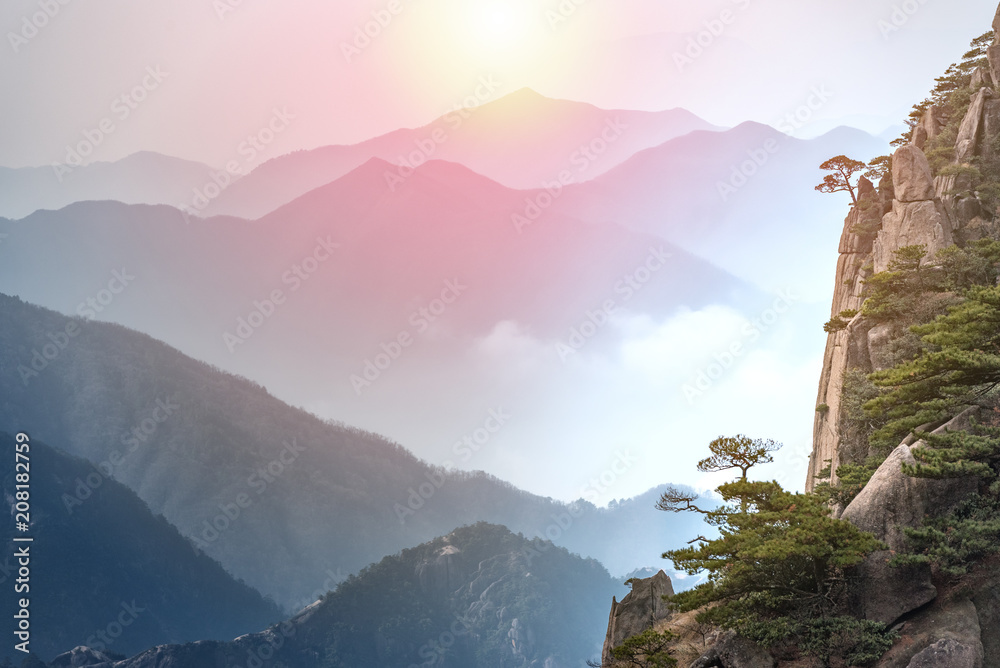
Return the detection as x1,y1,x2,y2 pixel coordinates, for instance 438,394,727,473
477,3,521,44
392,0,557,110
460,1,537,63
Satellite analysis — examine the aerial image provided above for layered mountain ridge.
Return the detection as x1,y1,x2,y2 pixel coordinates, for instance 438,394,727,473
0,294,709,613
0,432,282,663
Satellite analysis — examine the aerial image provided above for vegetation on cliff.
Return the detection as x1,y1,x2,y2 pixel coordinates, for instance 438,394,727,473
659,437,893,666
805,27,1000,611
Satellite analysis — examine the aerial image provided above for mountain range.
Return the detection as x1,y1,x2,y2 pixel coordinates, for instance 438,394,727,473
0,432,281,663
45,524,622,668
0,149,764,495
0,87,890,666
0,294,710,614
0,89,717,222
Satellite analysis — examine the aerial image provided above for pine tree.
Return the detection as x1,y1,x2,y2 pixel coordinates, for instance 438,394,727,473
815,156,867,204
867,284,1000,450
890,31,994,148
890,421,1000,575
609,629,677,667
659,438,891,664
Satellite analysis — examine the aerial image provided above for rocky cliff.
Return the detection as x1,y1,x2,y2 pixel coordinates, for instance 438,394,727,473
601,570,675,665
791,6,1000,667
598,9,1000,668
807,10,1000,491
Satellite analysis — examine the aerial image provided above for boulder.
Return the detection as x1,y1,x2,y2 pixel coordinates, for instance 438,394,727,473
891,145,936,202
873,199,952,273
956,88,992,163
601,570,674,665
971,67,994,91
920,106,944,143
876,597,984,668
690,631,775,668
849,552,937,626
968,556,1000,668
842,409,980,551
907,638,982,668
840,443,940,626
840,410,981,625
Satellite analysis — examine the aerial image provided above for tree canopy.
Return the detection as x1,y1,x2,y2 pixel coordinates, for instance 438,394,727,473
659,438,892,664
815,156,867,204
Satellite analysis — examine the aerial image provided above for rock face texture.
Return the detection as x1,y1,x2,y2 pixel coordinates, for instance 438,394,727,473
874,596,987,668
889,145,937,203
806,73,1000,491
690,632,776,668
802,6,1000,667
841,409,980,553
906,638,982,668
839,410,981,626
601,570,674,666
988,5,1000,89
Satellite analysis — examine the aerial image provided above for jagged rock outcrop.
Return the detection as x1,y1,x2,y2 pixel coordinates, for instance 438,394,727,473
890,145,937,203
507,617,536,663
807,63,1000,491
874,199,952,273
873,145,953,273
958,88,993,163
807,179,880,488
972,66,994,91
803,8,1000,665
601,570,674,666
913,106,944,150
988,6,1000,87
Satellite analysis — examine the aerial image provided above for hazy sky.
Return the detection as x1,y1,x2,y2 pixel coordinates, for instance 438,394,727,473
2,0,997,169
4,1,1000,503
